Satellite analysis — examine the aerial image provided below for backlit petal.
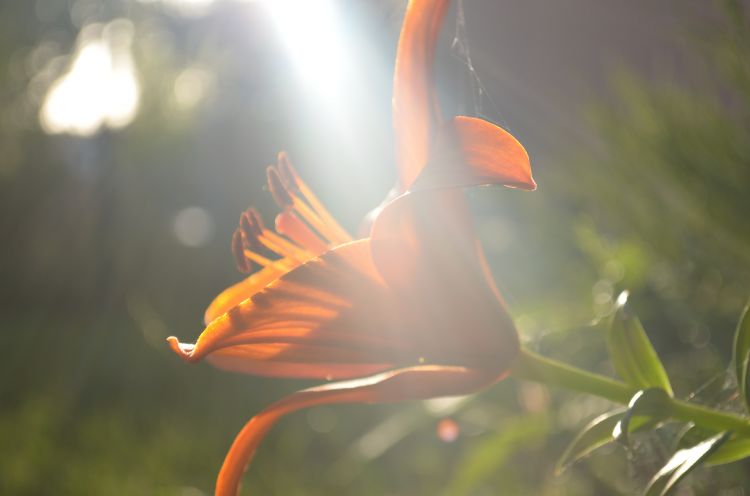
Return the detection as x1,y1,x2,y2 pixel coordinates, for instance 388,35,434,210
370,188,519,367
393,0,450,190
203,258,298,325
171,241,423,380
215,364,508,496
413,116,536,192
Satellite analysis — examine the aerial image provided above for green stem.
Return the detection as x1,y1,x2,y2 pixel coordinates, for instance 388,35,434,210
512,348,750,437
670,399,750,436
512,348,636,403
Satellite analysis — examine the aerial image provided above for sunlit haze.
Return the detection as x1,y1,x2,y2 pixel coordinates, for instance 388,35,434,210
7,1,747,494
265,0,348,98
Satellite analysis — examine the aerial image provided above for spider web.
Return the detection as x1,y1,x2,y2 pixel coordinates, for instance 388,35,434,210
449,0,510,131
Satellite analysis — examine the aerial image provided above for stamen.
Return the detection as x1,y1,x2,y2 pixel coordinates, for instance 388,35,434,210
276,151,298,189
275,210,329,253
276,152,352,245
233,210,279,273
267,166,293,209
245,208,270,241
290,197,347,247
242,249,273,267
241,207,310,263
231,230,253,273
239,209,264,252
230,151,355,277
258,229,313,263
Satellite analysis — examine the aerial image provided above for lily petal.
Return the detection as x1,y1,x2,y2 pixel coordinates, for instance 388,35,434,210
215,364,509,496
393,0,450,190
203,258,298,325
413,116,536,192
370,187,519,368
171,241,421,380
174,226,518,382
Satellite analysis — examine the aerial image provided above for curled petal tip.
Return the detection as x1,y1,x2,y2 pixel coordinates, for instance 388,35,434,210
519,174,537,191
414,116,537,193
508,166,537,191
167,336,198,362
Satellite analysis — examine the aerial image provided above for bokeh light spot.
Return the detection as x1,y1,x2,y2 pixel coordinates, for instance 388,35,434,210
40,19,139,136
517,382,550,414
173,206,214,247
173,66,213,110
437,418,460,443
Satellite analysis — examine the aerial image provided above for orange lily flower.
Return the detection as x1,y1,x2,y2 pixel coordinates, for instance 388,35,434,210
168,0,535,494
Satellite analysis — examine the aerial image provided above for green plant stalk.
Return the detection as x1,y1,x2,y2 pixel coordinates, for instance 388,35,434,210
512,348,750,437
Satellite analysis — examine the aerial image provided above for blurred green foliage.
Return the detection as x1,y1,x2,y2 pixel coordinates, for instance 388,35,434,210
1,0,749,494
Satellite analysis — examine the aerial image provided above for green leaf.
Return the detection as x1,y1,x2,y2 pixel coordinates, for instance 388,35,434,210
607,291,673,395
705,436,750,466
613,389,672,446
672,423,713,452
673,424,750,467
556,406,662,474
556,410,624,474
643,431,731,496
732,300,750,412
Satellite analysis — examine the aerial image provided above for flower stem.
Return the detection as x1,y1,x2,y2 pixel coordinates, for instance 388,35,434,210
511,348,636,403
670,399,750,436
512,348,750,436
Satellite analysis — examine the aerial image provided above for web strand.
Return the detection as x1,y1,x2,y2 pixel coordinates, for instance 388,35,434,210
450,0,510,131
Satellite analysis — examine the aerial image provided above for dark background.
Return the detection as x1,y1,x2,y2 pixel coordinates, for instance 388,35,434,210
1,0,749,494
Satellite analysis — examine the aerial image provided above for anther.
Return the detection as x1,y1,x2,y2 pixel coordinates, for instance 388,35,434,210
275,152,352,245
231,229,253,273
267,166,293,208
248,208,266,231
276,151,298,191
239,210,263,252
